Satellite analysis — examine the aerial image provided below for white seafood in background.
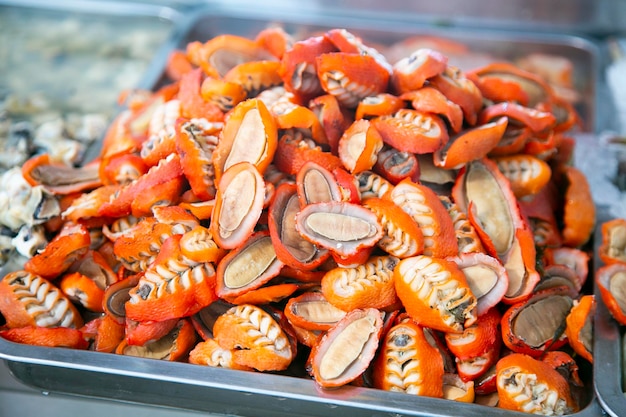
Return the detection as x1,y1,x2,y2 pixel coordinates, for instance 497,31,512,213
0,234,13,265
34,118,85,165
0,167,60,231
0,120,34,172
11,224,47,259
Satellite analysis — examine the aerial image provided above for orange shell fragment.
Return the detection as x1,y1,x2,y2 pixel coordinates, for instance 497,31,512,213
496,353,578,414
321,255,399,311
372,317,444,397
213,304,294,371
394,255,477,333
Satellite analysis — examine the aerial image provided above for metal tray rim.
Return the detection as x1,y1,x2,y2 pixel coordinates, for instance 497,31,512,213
0,337,606,417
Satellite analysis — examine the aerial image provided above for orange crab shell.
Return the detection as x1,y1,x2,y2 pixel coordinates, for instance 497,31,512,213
541,350,584,388
451,158,540,304
21,153,102,195
186,34,275,79
178,68,224,122
81,314,125,353
309,94,353,154
175,118,222,201
189,337,254,371
254,27,293,60
0,326,89,350
98,153,185,219
444,307,501,360
24,222,91,280
565,294,594,363
316,52,390,109
394,255,477,333
598,217,626,265
0,270,84,329
200,77,247,112
391,48,448,94
309,307,383,388
100,153,148,185
559,165,595,248
213,304,294,372
355,93,405,120
125,317,179,346
321,255,399,312
283,291,347,332
59,272,105,313
488,124,533,156
467,61,554,108
165,49,194,81
273,131,342,176
388,178,458,259
492,153,552,198
296,161,345,205
125,235,218,323
372,317,444,397
596,262,626,326
224,283,299,306
279,35,337,103
223,60,283,98
116,318,197,362
496,353,578,414
338,119,384,174
212,98,277,183
362,196,424,259
449,252,509,316
433,116,508,169
372,109,449,154
456,336,502,383
429,66,483,126
179,225,226,264
401,86,464,133
479,102,556,134
543,246,589,289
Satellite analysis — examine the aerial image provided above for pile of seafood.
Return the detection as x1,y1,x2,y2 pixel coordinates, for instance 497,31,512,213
0,27,601,415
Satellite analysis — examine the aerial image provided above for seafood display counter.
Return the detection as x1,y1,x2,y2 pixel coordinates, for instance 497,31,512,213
0,1,621,417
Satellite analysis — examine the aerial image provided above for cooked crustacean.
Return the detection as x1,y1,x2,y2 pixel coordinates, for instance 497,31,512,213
0,26,600,415
496,353,578,414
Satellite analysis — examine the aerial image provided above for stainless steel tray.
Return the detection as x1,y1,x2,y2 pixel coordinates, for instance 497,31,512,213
593,207,626,417
0,3,608,416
